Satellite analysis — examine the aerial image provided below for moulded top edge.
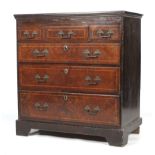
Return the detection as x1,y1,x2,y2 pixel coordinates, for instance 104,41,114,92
14,11,143,19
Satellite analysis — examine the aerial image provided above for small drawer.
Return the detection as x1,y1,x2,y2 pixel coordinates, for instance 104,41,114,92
19,64,120,94
45,26,88,42
90,25,121,41
18,27,43,41
18,43,120,65
20,92,120,126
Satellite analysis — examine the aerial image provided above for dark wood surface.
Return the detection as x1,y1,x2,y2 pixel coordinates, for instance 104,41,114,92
121,17,141,127
15,11,142,146
16,117,142,146
14,11,143,19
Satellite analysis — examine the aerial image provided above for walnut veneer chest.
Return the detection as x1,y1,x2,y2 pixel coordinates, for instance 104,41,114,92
14,11,142,146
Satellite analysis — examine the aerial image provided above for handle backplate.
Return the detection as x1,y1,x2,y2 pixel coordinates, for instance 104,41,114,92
84,105,100,115
35,74,49,83
34,102,49,111
83,49,101,58
96,29,113,38
32,49,48,57
23,31,38,39
58,31,75,39
85,76,101,85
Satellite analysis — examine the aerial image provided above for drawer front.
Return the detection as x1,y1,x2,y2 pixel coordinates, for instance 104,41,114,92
90,25,121,41
18,43,120,65
45,26,88,42
18,27,43,41
20,92,120,126
19,65,120,94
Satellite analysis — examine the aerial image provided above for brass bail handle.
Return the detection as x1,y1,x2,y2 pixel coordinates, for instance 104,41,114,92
34,102,49,111
35,74,49,83
83,49,101,58
24,31,38,39
84,105,100,115
85,76,101,85
32,49,49,57
58,31,75,39
96,29,113,38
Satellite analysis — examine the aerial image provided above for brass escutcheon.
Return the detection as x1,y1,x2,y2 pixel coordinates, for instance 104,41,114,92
64,68,69,75
64,45,69,51
63,95,68,101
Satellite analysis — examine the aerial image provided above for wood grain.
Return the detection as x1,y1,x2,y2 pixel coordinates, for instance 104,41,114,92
15,11,142,146
18,43,120,65
90,25,121,41
20,92,120,126
19,64,120,94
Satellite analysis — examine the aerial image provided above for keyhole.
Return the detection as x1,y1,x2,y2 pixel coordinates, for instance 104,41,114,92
64,68,69,75
64,45,69,51
64,95,68,101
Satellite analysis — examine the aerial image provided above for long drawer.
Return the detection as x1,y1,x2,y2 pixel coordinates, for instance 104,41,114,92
18,43,120,65
20,92,120,126
19,64,120,94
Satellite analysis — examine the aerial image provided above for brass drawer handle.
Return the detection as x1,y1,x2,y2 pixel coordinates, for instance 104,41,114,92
35,74,49,83
34,102,48,111
84,105,100,115
83,49,101,58
96,29,113,38
32,49,48,57
58,31,75,39
23,31,38,39
85,76,101,85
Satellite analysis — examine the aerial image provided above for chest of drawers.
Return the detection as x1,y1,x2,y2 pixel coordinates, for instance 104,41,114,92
14,11,142,146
